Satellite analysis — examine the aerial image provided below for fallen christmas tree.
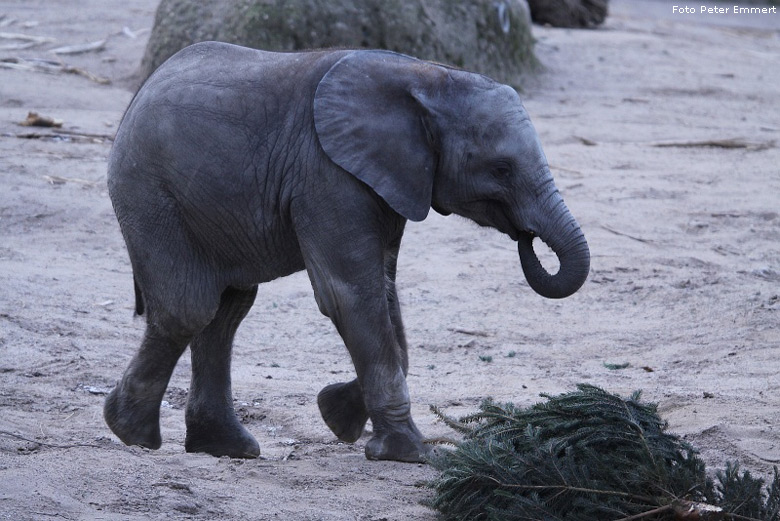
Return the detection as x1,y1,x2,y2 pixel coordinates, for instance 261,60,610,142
427,384,779,521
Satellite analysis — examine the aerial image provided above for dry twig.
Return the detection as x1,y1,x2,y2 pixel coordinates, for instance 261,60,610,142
50,39,106,55
0,57,110,84
14,128,114,143
0,31,54,50
0,429,102,450
651,139,775,151
43,175,99,186
601,225,655,244
449,328,491,337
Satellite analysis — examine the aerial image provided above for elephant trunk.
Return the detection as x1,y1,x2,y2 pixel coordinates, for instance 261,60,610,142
516,190,590,299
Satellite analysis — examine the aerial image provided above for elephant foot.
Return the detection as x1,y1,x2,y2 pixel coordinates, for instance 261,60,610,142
317,380,369,443
365,418,431,463
104,385,162,450
185,410,260,459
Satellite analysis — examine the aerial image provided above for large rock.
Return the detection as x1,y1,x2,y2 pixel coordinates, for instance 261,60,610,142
527,0,608,28
139,0,537,88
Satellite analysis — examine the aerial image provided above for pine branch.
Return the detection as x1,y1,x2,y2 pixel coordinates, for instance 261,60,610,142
478,473,657,504
427,385,778,521
429,403,476,435
611,504,673,521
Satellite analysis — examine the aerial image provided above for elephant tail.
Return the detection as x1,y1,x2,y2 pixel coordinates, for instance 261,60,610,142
133,276,145,316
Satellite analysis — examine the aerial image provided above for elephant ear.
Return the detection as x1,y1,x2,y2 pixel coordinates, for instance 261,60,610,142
314,50,441,222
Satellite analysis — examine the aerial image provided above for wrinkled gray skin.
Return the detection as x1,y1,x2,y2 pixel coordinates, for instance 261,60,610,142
105,42,590,463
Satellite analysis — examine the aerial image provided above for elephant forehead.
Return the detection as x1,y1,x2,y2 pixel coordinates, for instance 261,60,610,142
485,89,527,123
455,109,531,153
452,87,526,133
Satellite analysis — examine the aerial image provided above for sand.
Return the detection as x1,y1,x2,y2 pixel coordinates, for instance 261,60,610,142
0,0,778,519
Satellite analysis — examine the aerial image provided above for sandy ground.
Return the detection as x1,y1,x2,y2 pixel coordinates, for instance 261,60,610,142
0,1,778,519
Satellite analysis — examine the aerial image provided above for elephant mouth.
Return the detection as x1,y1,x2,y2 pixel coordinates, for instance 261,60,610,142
480,203,523,240
508,219,540,242
431,201,452,216
450,199,519,238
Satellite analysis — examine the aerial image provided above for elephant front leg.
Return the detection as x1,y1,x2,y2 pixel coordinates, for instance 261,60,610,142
306,259,429,463
318,367,425,462
317,378,369,443
361,365,428,463
316,234,412,448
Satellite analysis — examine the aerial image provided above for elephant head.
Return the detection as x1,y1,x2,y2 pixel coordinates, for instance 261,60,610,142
314,50,589,299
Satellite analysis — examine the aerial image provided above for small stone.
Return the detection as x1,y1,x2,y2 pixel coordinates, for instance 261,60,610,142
174,502,199,514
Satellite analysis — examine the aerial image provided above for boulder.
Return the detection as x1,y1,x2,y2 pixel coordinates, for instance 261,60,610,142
139,0,537,88
527,0,608,28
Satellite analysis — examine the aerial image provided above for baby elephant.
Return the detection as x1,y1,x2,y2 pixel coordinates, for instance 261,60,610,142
105,42,589,462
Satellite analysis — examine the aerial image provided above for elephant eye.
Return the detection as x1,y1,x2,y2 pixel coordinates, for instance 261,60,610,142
491,160,513,176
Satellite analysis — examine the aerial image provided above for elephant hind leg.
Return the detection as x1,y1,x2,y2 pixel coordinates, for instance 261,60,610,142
104,322,192,450
105,266,223,451
185,286,260,459
317,379,369,443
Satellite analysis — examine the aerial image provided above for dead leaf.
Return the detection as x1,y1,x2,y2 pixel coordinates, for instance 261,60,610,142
575,135,598,146
19,111,63,128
